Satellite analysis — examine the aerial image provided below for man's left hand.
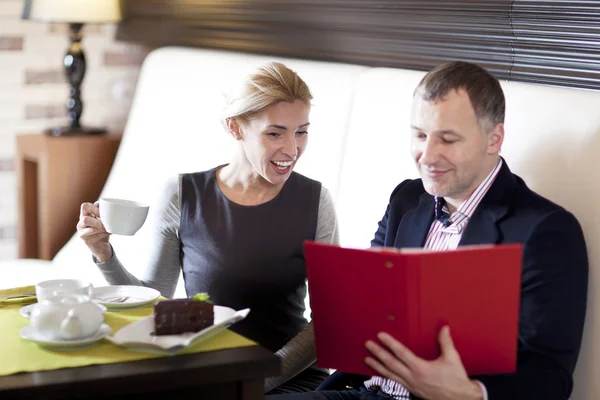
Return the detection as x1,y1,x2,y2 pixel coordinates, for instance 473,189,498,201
365,326,483,400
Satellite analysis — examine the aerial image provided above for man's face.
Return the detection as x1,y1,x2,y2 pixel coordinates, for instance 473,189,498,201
410,88,503,205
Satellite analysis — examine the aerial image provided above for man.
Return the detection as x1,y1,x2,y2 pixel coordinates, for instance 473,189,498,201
266,61,588,399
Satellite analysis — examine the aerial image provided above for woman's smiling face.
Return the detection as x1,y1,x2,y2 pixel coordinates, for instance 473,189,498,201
233,99,311,186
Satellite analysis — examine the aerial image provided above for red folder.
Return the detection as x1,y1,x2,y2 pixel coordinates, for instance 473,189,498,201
304,241,522,376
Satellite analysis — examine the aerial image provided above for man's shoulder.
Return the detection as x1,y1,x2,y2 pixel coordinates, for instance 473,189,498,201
511,173,570,215
388,178,427,204
507,173,582,234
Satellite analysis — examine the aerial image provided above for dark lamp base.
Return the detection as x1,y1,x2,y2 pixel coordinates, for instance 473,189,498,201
45,126,107,137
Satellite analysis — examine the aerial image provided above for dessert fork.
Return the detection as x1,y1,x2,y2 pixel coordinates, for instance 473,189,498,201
97,296,130,303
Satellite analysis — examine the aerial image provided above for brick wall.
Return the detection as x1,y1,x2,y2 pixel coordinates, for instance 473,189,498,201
0,0,148,260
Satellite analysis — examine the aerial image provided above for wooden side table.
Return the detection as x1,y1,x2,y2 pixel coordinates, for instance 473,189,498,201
16,133,122,260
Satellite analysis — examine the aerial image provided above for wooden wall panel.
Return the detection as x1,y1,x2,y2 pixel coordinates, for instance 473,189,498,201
116,0,600,90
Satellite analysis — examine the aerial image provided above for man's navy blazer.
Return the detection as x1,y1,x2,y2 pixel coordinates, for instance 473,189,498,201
370,160,588,399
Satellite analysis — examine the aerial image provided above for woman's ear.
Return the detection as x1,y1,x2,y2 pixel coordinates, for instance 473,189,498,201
226,118,243,141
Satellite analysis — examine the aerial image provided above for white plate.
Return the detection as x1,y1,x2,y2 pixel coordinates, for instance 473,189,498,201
92,285,161,309
106,305,250,354
20,303,107,319
20,324,112,349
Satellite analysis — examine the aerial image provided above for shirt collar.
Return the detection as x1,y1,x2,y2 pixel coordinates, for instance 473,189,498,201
433,158,503,227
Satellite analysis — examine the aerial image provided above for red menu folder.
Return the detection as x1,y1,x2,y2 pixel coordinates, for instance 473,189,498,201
304,241,522,376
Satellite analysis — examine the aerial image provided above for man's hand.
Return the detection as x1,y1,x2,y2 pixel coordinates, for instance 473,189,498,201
365,326,484,400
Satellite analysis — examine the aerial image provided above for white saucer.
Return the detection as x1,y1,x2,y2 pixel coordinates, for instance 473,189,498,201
107,306,249,354
20,324,112,349
20,303,107,319
93,285,161,310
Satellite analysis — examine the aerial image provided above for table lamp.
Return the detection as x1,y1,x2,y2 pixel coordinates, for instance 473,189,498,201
22,0,123,136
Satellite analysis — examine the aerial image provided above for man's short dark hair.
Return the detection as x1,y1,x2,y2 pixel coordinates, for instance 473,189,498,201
415,61,505,131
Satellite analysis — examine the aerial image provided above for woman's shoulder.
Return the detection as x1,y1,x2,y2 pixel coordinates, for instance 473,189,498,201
178,165,228,187
162,174,181,192
290,171,322,188
180,165,223,179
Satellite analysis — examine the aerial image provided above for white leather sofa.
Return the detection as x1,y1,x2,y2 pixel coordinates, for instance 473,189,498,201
2,47,599,399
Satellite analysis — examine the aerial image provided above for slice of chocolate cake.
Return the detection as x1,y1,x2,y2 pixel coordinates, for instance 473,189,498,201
153,294,214,335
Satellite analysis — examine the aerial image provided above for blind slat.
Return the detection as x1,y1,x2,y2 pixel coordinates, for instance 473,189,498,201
117,0,600,90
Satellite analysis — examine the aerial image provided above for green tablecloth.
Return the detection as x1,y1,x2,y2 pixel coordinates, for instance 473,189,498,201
0,291,256,377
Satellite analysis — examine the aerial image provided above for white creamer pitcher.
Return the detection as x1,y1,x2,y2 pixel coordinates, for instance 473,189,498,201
30,292,104,340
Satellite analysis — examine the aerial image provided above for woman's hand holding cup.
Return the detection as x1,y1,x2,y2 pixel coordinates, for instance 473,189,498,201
77,202,113,262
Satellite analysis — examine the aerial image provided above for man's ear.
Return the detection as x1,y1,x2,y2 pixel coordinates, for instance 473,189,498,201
226,118,243,140
488,122,504,155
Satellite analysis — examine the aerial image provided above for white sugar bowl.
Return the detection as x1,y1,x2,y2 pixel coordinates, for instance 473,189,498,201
30,292,104,340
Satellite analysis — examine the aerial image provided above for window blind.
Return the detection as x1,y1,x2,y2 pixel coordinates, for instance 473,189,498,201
117,0,600,90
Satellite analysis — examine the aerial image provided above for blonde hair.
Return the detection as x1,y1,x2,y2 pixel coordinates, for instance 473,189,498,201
222,61,313,127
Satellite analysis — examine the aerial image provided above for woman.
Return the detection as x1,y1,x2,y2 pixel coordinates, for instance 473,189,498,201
77,62,339,394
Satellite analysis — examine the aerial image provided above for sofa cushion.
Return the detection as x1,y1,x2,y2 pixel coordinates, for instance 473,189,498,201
497,80,600,400
0,259,107,290
335,67,426,248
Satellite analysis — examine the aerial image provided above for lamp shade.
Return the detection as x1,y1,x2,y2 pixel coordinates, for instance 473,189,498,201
22,0,122,23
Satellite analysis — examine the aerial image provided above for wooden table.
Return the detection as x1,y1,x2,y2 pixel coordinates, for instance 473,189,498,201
0,345,279,399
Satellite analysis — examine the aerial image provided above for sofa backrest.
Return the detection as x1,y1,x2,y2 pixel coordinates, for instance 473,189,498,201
495,81,600,400
52,46,600,399
335,68,425,248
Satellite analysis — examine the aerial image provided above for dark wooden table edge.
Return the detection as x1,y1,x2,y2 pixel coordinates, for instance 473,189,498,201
0,345,280,397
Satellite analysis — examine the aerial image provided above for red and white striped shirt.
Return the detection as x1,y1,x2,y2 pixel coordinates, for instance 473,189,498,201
363,158,502,399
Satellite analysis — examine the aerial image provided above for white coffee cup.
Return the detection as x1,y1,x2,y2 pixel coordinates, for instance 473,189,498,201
36,279,93,302
97,198,149,236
